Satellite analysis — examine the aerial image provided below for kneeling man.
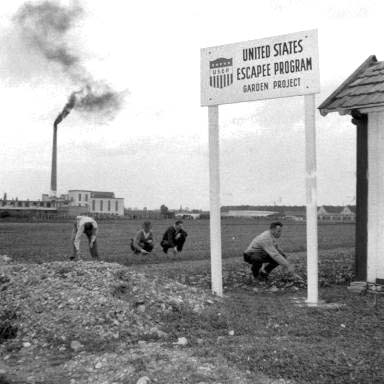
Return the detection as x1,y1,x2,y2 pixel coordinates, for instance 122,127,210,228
131,221,154,255
243,221,294,280
161,220,187,255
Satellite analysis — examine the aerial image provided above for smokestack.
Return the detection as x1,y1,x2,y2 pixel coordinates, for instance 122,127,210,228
50,124,57,197
50,92,77,197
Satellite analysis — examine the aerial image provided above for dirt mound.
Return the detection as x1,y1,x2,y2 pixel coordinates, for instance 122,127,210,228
0,261,217,351
0,261,263,384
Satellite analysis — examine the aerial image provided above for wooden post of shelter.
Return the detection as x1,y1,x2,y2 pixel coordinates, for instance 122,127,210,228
319,55,384,285
352,111,368,281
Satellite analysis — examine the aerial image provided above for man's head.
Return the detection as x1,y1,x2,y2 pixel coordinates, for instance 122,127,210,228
270,221,283,238
143,221,152,231
83,222,94,236
175,220,183,231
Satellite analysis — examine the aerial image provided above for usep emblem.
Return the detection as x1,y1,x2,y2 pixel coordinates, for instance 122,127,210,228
209,58,233,89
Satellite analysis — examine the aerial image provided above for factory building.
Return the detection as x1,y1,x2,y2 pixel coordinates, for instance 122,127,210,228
0,190,124,218
68,190,124,216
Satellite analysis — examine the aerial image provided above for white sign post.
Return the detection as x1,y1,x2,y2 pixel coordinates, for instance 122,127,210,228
208,105,223,296
201,30,320,302
305,94,319,305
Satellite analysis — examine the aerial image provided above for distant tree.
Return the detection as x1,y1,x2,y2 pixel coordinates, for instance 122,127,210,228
160,204,175,219
160,204,169,218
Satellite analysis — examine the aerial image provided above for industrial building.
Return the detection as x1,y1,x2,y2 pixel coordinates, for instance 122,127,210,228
67,190,124,216
0,190,125,218
222,210,278,218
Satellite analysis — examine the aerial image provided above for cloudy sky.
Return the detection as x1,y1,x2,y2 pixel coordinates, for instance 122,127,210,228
0,0,382,210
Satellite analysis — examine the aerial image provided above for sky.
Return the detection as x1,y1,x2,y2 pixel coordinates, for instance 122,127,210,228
0,0,382,210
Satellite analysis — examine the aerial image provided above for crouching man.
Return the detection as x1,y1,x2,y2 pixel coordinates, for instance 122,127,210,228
243,221,294,280
71,215,99,260
131,221,154,255
160,220,187,256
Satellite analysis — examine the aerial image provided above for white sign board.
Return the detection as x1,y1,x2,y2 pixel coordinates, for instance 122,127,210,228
201,30,320,106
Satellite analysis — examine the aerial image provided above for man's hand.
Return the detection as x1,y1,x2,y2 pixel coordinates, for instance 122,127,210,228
89,240,95,249
141,249,149,255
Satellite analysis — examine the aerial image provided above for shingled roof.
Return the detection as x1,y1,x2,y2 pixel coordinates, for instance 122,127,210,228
319,55,384,116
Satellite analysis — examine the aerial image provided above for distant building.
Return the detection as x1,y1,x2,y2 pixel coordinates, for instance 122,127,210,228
175,212,201,220
124,208,162,219
0,198,57,210
284,210,306,221
317,206,356,222
0,190,125,218
222,210,278,218
339,205,356,221
68,190,124,216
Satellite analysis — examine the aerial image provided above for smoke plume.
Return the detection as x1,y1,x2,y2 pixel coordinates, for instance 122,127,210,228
15,1,83,73
15,1,124,125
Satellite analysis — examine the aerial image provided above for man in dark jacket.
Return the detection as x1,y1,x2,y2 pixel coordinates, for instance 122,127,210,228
161,220,187,255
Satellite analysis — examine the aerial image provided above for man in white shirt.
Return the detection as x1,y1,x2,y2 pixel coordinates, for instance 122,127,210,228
130,221,154,255
71,216,99,260
243,222,294,280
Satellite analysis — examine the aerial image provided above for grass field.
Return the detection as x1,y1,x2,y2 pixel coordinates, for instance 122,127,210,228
0,218,355,264
4,218,380,384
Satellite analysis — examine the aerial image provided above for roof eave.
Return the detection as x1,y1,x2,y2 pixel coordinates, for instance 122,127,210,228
320,102,384,117
318,55,377,116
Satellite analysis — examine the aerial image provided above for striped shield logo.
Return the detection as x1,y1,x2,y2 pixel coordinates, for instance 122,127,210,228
209,58,233,89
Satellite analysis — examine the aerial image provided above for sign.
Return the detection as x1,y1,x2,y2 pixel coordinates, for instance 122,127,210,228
201,29,320,106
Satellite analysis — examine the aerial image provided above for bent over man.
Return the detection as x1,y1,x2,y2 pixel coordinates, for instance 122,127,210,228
243,221,294,280
71,215,99,260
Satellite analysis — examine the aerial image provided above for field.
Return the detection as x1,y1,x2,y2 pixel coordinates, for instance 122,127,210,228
0,218,355,264
2,219,383,384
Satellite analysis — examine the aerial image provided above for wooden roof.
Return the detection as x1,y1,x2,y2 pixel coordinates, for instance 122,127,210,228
319,55,384,116
345,205,356,214
318,205,342,214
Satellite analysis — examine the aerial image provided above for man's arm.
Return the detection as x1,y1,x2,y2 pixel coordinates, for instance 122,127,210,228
89,226,98,247
262,239,290,267
178,229,187,238
165,227,176,247
133,231,146,252
276,244,287,258
73,224,84,252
